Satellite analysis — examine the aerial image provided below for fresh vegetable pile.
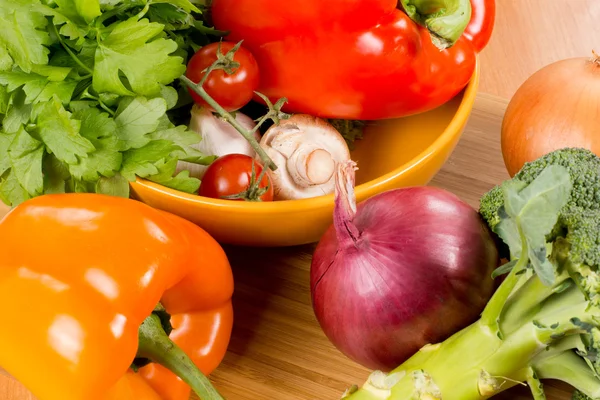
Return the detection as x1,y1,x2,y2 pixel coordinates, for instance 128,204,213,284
319,148,600,400
0,0,495,209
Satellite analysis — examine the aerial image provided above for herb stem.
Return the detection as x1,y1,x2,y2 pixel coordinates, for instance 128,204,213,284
98,99,116,116
179,75,277,171
135,2,151,20
51,23,94,75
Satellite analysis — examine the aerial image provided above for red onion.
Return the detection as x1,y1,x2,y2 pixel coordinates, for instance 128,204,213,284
310,161,499,371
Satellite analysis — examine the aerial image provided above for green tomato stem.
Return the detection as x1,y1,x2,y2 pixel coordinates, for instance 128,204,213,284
179,75,277,171
136,308,224,400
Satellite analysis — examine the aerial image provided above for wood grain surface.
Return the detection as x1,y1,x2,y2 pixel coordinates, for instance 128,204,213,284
2,1,599,399
479,0,600,99
0,94,578,400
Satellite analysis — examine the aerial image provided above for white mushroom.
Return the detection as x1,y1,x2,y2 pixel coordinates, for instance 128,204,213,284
176,105,261,179
259,114,352,200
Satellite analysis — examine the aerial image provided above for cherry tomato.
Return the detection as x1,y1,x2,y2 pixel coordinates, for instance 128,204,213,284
199,154,274,202
185,42,260,112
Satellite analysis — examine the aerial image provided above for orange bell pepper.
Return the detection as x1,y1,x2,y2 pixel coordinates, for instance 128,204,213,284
0,193,234,400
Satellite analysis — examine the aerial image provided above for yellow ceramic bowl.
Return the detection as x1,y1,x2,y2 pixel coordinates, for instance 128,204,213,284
130,63,480,247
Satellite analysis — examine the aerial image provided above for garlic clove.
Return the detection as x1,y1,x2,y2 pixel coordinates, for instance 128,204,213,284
177,105,260,179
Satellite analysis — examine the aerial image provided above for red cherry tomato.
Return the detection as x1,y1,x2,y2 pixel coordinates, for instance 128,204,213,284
199,154,274,202
185,42,260,112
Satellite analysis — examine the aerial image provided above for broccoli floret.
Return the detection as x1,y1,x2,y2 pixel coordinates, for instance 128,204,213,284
480,148,600,232
343,148,600,400
574,390,593,400
480,148,600,303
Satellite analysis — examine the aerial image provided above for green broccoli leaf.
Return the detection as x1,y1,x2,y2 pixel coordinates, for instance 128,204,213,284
500,165,573,286
96,173,130,197
32,95,95,165
146,157,200,193
120,139,180,181
0,0,51,73
8,126,45,196
69,107,122,181
0,168,31,206
93,16,186,96
114,96,167,150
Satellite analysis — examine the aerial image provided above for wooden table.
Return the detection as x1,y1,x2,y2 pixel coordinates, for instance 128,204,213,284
2,93,577,400
3,2,599,398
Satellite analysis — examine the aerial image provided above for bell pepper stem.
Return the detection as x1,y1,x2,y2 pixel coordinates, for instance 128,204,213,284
400,0,472,49
137,310,225,400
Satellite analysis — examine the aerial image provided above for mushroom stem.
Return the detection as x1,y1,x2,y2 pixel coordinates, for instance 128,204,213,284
287,146,336,188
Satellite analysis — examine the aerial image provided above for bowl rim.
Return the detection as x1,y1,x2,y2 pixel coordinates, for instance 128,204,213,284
133,60,481,214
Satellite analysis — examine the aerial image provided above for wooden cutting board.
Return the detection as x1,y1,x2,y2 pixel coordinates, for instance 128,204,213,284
0,93,576,400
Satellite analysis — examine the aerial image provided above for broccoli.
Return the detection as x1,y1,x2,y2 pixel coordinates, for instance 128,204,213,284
574,390,594,400
341,148,600,400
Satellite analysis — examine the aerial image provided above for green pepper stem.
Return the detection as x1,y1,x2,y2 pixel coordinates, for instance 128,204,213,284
137,312,225,400
399,0,472,49
179,76,277,171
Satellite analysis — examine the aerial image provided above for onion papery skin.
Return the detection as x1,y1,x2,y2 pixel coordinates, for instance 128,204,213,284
310,182,499,371
501,53,600,177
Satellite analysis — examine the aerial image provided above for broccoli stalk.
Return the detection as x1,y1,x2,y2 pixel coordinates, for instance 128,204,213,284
341,148,600,400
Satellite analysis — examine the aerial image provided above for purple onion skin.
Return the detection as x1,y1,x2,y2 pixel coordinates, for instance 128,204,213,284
310,184,499,372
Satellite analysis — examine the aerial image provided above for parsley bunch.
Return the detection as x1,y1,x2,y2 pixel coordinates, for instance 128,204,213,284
0,0,220,206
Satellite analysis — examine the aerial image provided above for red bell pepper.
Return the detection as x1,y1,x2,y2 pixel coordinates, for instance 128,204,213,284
210,0,495,120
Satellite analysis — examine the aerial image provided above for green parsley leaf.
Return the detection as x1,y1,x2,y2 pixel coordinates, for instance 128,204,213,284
32,95,95,164
93,16,186,96
3,90,32,133
0,168,31,206
43,154,70,194
120,139,179,181
99,0,124,7
74,0,102,23
0,131,17,175
114,96,167,150
96,173,130,197
151,0,200,13
69,108,122,180
149,124,215,164
0,86,9,115
0,69,77,105
146,158,200,193
8,126,45,196
0,44,14,71
0,0,51,73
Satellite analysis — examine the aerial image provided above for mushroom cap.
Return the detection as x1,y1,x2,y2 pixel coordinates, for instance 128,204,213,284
259,114,352,200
